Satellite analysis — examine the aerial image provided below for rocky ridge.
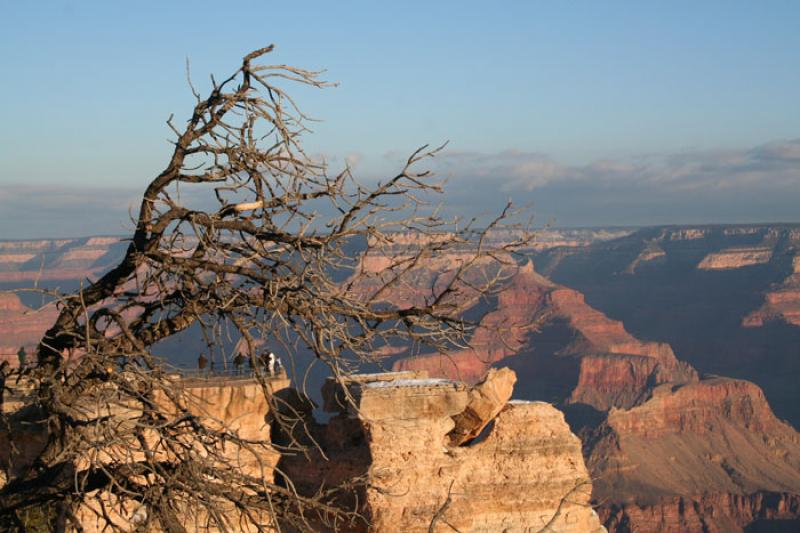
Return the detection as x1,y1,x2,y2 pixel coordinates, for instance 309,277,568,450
393,260,697,411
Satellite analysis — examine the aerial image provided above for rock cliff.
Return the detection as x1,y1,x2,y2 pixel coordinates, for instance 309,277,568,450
278,369,605,532
72,376,291,533
588,378,800,532
697,245,774,270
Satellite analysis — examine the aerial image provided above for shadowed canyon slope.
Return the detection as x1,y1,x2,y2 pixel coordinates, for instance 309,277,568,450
393,260,697,411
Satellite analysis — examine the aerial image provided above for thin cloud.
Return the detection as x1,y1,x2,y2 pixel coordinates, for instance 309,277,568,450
434,138,800,194
2,139,799,238
0,184,141,239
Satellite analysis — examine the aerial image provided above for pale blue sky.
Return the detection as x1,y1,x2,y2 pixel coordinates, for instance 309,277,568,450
1,1,799,237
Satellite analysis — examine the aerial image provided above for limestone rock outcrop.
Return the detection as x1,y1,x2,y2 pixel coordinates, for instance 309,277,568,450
279,369,606,532
697,245,773,270
0,376,291,533
448,367,516,445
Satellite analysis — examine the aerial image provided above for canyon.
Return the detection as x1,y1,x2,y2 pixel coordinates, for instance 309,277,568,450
2,224,800,531
385,253,800,531
358,225,800,531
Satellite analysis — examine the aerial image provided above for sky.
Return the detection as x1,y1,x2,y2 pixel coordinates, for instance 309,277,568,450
0,1,798,238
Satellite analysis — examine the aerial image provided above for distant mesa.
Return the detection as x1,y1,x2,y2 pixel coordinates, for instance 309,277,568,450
697,245,774,270
0,236,124,282
667,228,710,240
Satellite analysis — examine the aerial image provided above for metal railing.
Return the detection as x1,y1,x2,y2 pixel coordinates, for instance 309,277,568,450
161,363,287,382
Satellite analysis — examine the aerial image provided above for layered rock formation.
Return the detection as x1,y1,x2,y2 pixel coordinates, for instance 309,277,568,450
624,241,666,273
744,254,800,327
394,261,696,411
4,224,800,531
3,368,606,532
279,369,605,532
374,228,632,252
666,228,709,240
589,378,800,532
19,376,291,533
0,237,124,282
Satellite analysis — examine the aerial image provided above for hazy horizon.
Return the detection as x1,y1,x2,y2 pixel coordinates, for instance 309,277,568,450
1,1,798,238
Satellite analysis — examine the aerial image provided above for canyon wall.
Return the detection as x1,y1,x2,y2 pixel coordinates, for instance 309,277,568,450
588,378,800,532
4,370,606,532
0,237,124,282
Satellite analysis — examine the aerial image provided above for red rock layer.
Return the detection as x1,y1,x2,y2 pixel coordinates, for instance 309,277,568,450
569,354,695,410
588,378,800,532
600,492,800,533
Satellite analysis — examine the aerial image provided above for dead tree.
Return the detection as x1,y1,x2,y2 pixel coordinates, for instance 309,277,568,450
0,45,532,531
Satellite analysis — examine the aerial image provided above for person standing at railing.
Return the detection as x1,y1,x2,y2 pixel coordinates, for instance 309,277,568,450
233,352,246,375
16,347,26,369
198,354,208,377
